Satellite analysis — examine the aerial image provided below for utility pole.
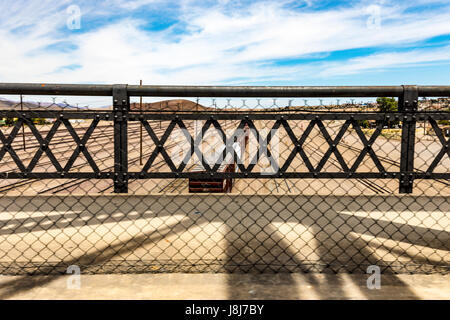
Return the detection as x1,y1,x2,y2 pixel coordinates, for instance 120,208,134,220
159,101,162,130
20,95,26,150
195,98,199,140
140,80,143,166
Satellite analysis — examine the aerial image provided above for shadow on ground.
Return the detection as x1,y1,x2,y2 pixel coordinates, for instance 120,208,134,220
0,194,448,299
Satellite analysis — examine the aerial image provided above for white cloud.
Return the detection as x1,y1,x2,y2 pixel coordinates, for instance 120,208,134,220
317,45,450,77
0,0,449,89
114,0,161,10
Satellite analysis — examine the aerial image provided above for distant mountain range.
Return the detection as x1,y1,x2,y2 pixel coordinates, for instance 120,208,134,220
0,98,79,111
0,97,211,112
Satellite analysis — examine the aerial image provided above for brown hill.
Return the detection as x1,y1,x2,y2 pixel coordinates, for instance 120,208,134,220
130,99,213,112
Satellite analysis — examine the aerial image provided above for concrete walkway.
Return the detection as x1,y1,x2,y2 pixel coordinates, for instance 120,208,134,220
0,273,449,300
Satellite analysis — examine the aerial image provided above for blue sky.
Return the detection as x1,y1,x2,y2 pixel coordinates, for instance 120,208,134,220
0,0,449,98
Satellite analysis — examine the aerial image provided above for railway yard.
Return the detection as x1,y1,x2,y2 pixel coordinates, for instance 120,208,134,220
0,116,448,196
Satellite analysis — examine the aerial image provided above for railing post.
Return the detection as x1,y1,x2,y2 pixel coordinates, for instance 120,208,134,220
113,84,129,193
399,85,418,194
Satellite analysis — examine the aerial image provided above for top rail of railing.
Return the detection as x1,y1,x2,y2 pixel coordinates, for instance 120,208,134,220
0,83,449,97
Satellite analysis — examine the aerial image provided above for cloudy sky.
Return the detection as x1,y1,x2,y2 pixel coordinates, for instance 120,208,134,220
0,0,449,105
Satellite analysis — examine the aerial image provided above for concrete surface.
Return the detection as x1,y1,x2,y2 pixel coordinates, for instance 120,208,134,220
0,273,449,300
0,194,449,274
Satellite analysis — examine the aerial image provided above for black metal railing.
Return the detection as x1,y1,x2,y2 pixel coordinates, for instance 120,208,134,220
0,83,449,276
0,83,449,194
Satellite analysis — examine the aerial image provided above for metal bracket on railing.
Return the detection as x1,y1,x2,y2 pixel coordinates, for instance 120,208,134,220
399,85,418,194
113,84,129,193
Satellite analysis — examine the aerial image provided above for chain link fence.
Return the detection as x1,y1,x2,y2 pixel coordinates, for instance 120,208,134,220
0,84,448,275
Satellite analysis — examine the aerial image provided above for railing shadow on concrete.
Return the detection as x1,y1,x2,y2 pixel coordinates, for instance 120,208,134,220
1,193,448,299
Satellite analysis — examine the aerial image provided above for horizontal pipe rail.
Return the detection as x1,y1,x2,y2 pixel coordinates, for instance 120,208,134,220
0,172,449,180
0,83,449,97
1,111,450,121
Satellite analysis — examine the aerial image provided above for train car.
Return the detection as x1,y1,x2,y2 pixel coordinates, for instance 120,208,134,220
189,125,249,193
